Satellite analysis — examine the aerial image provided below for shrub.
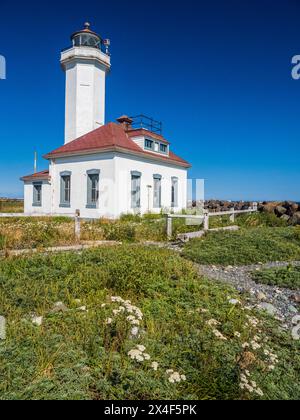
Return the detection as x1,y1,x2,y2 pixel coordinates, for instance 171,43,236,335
252,265,300,290
183,227,300,266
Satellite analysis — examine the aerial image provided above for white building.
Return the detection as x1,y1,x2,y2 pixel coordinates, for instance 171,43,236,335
22,23,191,219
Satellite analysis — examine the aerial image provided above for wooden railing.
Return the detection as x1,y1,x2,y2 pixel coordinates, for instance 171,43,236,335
165,203,258,240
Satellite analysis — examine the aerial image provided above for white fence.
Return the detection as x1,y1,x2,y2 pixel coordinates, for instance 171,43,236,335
166,203,258,240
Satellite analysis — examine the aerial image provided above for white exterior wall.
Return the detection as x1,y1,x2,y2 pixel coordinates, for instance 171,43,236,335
24,181,52,215
50,153,116,219
114,153,187,216
23,153,188,219
61,47,110,144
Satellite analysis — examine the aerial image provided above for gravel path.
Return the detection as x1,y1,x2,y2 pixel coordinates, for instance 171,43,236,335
197,261,300,329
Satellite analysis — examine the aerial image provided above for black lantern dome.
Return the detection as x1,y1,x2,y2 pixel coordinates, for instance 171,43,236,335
71,22,102,49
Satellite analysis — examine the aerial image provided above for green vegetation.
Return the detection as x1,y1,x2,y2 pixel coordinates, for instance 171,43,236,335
0,215,201,250
0,245,299,400
0,200,23,214
252,265,300,290
182,227,300,266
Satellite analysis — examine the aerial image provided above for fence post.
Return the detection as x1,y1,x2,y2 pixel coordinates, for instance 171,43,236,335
204,211,209,231
253,202,258,212
166,215,173,240
230,208,235,223
75,209,81,241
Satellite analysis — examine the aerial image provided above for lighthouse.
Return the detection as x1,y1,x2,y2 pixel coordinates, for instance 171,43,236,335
60,23,111,144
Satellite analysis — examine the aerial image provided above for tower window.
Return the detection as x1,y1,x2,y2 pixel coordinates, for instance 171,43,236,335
153,174,162,208
131,171,141,209
60,172,71,207
87,170,100,208
171,177,178,208
160,143,167,153
145,139,154,150
33,183,42,207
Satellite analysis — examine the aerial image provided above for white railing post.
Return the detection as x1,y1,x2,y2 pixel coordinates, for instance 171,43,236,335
253,202,258,212
75,209,81,241
204,211,209,231
230,207,235,223
166,215,173,240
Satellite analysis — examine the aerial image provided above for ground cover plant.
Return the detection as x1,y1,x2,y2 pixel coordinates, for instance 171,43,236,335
252,265,300,290
0,245,299,400
182,227,300,266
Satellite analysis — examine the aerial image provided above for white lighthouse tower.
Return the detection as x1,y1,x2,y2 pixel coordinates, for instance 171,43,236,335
60,23,111,144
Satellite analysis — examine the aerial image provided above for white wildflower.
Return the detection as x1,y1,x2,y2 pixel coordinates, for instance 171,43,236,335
206,319,221,327
136,345,146,352
131,327,139,337
151,362,159,371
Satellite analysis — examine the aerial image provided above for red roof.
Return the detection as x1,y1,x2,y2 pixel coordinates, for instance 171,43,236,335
21,170,50,182
44,123,191,168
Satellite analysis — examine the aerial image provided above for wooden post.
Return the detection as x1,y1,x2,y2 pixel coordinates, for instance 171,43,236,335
75,209,81,241
230,208,235,223
204,211,209,231
166,216,173,240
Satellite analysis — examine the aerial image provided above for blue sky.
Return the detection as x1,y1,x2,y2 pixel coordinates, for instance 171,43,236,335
0,0,299,201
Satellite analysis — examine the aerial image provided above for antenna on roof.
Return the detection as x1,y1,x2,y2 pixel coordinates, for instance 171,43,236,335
34,151,37,174
103,39,111,55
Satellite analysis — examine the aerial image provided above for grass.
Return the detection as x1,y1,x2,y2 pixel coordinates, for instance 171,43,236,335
0,215,201,250
0,245,299,400
182,227,300,266
252,265,300,290
0,200,23,214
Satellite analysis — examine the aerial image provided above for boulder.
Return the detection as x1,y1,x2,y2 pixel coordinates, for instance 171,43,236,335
275,206,287,217
51,302,68,313
289,212,300,226
280,214,290,222
291,294,300,304
258,303,278,316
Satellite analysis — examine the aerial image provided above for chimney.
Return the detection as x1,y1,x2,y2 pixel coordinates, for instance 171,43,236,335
117,115,133,131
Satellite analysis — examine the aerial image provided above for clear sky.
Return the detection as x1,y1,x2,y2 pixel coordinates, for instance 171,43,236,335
0,0,299,201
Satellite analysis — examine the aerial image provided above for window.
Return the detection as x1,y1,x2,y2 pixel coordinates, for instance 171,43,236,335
33,183,42,207
60,171,71,207
87,170,100,208
145,139,154,150
171,177,178,208
131,171,141,209
160,143,167,153
153,174,162,208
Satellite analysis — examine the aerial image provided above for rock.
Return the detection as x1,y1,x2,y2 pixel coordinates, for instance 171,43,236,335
275,206,287,216
288,305,298,314
0,316,6,340
258,303,278,316
32,316,43,326
51,302,68,313
257,292,267,301
289,212,300,226
280,214,290,222
228,299,240,305
291,294,300,304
